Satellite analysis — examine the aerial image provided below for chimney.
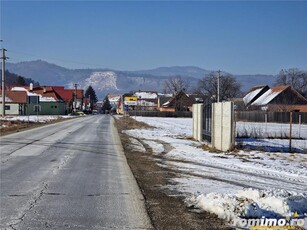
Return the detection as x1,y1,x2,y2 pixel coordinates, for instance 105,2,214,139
30,83,33,91
43,86,47,93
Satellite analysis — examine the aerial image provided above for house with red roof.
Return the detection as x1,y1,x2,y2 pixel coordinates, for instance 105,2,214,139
9,86,67,115
1,85,86,115
0,90,28,115
160,90,194,112
52,86,84,113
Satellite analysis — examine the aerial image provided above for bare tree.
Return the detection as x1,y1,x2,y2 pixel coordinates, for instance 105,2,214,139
197,72,242,102
163,76,189,95
275,68,307,98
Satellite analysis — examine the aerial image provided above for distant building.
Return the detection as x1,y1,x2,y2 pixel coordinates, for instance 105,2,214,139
0,90,28,115
108,94,122,113
160,91,194,112
10,86,67,115
134,91,158,111
243,85,270,107
243,85,307,112
53,86,84,113
117,91,159,114
3,85,85,115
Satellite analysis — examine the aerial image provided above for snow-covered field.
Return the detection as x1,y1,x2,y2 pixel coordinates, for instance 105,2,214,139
124,117,307,229
237,121,307,139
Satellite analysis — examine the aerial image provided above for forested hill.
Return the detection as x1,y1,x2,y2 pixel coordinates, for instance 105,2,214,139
0,70,40,87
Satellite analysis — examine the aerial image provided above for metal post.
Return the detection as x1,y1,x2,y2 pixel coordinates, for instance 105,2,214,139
232,107,236,150
298,114,301,139
1,48,7,116
217,70,221,103
74,83,78,112
265,113,268,134
36,96,39,122
289,111,293,152
135,99,137,119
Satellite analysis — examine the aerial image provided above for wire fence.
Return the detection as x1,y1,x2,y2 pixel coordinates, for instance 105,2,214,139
127,110,192,118
235,111,307,124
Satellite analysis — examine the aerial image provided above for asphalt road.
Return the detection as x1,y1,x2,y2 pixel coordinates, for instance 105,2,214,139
0,115,152,229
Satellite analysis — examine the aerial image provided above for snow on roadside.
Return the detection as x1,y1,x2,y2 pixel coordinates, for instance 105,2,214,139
124,116,307,228
142,140,165,154
0,115,72,123
188,188,307,223
126,138,146,153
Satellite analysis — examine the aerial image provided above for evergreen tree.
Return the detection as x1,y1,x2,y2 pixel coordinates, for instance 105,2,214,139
85,85,98,110
16,76,26,86
102,96,112,112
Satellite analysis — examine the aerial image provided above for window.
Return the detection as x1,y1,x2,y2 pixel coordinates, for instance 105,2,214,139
5,105,10,110
33,105,41,112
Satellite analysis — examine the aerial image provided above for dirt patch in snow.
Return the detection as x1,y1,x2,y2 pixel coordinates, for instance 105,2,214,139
115,116,232,230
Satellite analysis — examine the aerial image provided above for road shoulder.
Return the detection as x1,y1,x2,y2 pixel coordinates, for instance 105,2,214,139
115,116,232,230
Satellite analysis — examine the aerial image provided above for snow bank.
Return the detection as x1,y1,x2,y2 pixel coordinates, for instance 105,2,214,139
126,138,146,153
188,188,307,226
0,115,72,123
143,140,164,154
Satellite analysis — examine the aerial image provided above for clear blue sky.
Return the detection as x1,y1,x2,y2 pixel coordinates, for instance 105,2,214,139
1,1,306,74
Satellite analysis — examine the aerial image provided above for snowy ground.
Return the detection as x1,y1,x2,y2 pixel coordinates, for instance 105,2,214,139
0,115,72,122
124,117,307,229
237,121,307,139
0,115,73,128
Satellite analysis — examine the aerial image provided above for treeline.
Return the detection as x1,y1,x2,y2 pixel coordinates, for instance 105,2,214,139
163,68,307,100
0,70,40,87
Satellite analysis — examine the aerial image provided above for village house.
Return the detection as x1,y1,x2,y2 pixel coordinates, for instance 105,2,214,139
9,86,67,115
0,90,28,115
243,85,307,112
52,86,84,113
107,94,121,113
134,91,158,111
160,90,194,112
116,91,159,114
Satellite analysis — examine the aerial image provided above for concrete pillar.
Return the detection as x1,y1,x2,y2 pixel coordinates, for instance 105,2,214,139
212,102,234,151
197,104,203,141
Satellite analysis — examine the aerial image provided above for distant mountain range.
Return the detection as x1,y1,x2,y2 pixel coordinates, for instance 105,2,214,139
6,60,277,99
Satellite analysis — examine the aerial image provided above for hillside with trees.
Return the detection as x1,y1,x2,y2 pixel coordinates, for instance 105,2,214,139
1,70,40,87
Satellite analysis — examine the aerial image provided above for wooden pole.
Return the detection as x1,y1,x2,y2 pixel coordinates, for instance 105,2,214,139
289,111,292,152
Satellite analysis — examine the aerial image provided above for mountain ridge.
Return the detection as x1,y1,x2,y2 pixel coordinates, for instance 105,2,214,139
6,60,277,99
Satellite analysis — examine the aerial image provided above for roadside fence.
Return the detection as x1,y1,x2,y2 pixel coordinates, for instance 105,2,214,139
127,110,192,118
235,111,307,124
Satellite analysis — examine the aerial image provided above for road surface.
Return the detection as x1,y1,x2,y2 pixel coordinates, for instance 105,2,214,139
0,115,152,229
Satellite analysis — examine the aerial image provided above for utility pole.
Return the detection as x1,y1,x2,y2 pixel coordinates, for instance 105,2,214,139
73,83,78,112
289,111,293,152
217,70,221,103
1,47,7,116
